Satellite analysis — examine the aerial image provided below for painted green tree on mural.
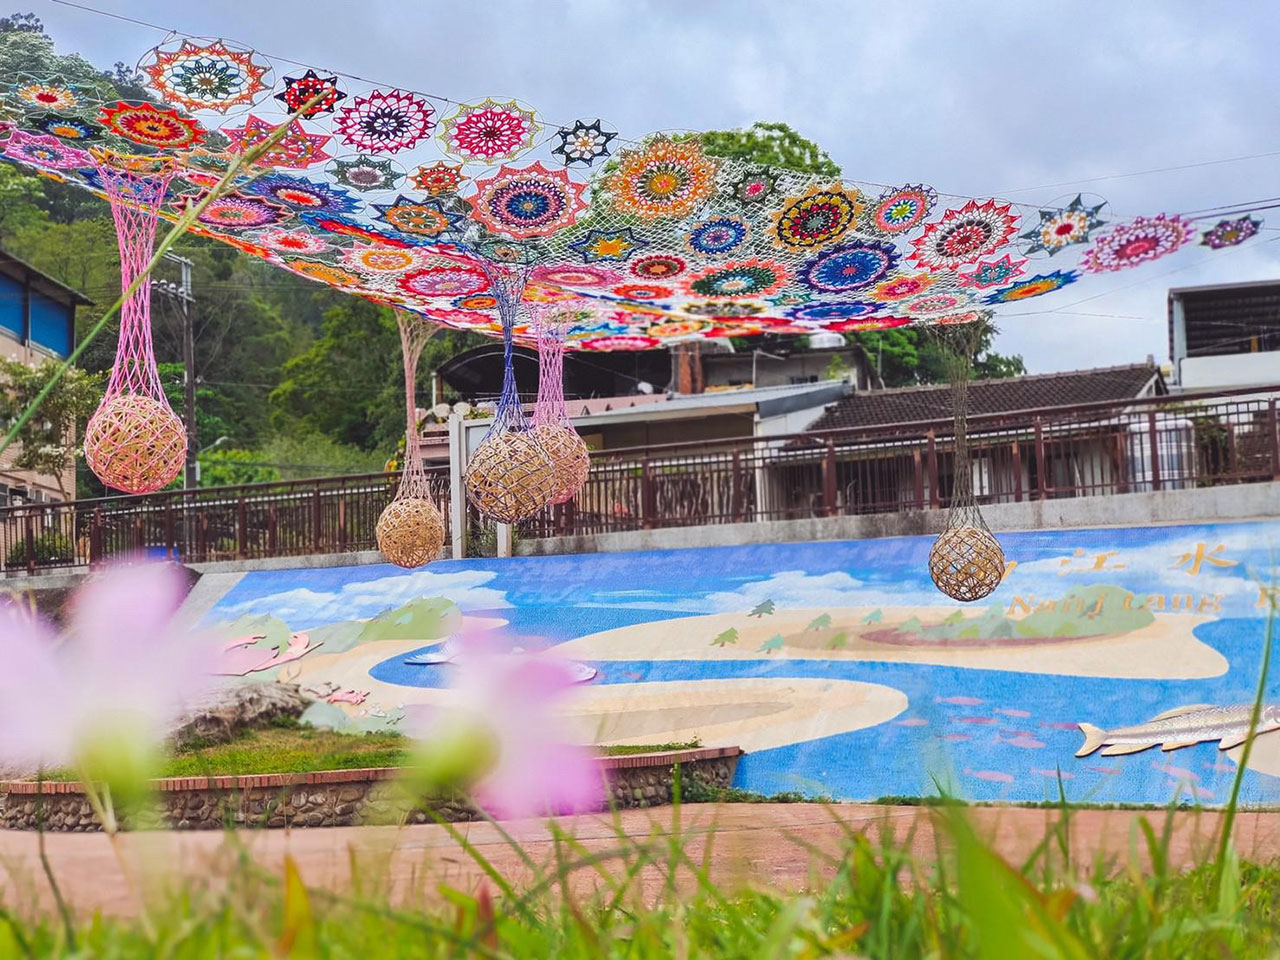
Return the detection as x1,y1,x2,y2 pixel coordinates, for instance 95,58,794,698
758,634,785,655
806,613,833,632
711,628,739,648
749,599,776,618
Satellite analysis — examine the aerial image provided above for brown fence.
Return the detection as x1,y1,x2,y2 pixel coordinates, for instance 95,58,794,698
0,469,450,576
3,386,1277,575
517,385,1280,539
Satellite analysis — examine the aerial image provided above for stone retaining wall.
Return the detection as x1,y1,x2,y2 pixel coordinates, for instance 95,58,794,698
0,747,740,831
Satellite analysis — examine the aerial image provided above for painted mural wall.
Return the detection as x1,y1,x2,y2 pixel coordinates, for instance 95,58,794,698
203,520,1280,807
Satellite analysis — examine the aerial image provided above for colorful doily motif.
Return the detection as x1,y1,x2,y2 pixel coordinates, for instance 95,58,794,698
274,69,346,118
771,184,865,250
410,160,464,195
335,89,435,153
468,162,588,239
142,39,269,114
798,240,899,293
909,199,1019,271
328,154,403,192
864,183,936,236
2,129,91,169
177,190,290,231
1201,216,1262,250
685,259,789,299
222,115,332,169
1080,214,1196,273
983,270,1079,303
552,119,615,166
567,228,649,263
1020,194,1106,257
441,99,539,162
245,172,360,214
99,101,205,150
686,216,749,257
955,254,1028,290
371,194,466,240
604,136,718,220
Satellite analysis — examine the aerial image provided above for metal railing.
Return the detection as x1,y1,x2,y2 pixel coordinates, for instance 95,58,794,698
3,385,1276,574
0,469,450,575
516,384,1280,538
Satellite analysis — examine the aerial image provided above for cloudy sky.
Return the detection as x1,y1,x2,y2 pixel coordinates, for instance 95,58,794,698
31,0,1280,373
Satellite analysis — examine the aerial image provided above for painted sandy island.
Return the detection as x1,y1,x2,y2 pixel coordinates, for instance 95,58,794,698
555,592,1228,681
253,614,909,751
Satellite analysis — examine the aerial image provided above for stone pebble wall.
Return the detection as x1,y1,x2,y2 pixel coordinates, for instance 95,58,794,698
0,748,740,832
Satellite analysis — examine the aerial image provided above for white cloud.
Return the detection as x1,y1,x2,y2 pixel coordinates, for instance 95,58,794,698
589,569,926,613
215,567,510,628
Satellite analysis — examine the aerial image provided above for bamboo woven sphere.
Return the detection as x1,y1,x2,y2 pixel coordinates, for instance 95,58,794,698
84,393,186,494
532,423,590,505
377,496,445,568
928,524,1006,602
464,429,556,523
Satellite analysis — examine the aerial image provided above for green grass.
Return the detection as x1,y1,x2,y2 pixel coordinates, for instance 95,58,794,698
32,728,708,780
6,797,1280,958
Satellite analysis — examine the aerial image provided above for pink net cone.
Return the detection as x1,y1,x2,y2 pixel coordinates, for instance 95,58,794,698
464,263,555,522
530,303,590,505
84,149,186,494
377,309,445,567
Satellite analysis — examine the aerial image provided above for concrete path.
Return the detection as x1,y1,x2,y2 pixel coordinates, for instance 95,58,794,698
3,804,1279,920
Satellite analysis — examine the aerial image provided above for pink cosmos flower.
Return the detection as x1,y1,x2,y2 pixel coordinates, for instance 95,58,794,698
410,627,603,819
0,561,215,795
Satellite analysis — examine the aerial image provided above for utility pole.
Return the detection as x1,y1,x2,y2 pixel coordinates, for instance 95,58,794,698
156,253,197,488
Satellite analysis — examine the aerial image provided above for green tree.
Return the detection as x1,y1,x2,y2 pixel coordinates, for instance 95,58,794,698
701,121,841,177
850,325,1025,387
749,599,776,618
271,297,483,455
0,358,102,498
198,448,280,488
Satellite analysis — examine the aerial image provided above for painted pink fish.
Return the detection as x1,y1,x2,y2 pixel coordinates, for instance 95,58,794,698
1039,722,1081,731
1031,768,1075,780
1000,735,1047,749
956,716,996,725
1000,729,1037,738
1204,761,1236,773
1190,786,1215,801
940,733,971,742
1153,762,1199,782
1087,766,1122,776
894,718,929,727
936,696,984,706
995,708,1032,718
217,632,317,676
964,768,1014,784
327,689,368,706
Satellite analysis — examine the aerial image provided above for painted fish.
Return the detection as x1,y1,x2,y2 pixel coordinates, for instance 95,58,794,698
995,708,1032,718
957,716,996,725
1031,768,1075,780
937,696,984,706
965,769,1014,784
940,733,971,742
1076,704,1280,758
894,718,929,727
1001,735,1047,749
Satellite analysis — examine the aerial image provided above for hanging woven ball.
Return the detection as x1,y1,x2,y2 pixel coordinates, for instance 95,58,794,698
464,430,557,523
376,496,445,568
531,423,590,505
83,393,186,495
928,524,1005,602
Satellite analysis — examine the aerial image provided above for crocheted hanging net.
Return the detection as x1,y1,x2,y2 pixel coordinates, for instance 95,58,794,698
927,318,1005,602
463,263,555,523
376,309,445,568
529,302,591,505
82,149,188,494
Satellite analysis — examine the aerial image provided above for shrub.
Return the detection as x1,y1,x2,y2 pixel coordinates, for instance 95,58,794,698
5,529,73,567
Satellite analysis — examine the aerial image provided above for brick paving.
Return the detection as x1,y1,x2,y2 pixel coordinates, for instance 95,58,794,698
2,803,1278,919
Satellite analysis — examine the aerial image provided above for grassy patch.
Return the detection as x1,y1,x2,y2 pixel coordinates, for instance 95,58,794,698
28,729,708,780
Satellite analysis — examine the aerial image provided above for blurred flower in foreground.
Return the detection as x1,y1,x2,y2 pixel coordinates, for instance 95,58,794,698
406,628,603,819
0,561,215,816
